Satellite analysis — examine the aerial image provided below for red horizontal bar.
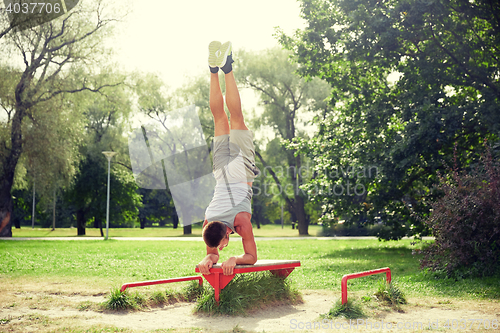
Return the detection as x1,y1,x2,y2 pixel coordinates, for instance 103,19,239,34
120,276,203,293
341,267,391,304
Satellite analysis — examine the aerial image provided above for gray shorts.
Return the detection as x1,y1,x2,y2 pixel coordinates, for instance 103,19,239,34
212,129,260,183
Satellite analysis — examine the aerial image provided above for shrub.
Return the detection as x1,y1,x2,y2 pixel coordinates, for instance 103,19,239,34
319,222,390,237
420,146,500,278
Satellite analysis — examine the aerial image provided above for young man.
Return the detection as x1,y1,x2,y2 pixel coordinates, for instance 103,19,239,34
198,41,260,276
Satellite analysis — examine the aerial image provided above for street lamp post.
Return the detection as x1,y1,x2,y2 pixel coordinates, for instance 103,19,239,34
102,151,117,240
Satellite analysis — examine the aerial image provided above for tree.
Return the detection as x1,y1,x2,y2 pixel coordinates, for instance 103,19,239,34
0,0,122,236
132,73,215,235
235,47,332,235
64,79,140,236
277,0,500,239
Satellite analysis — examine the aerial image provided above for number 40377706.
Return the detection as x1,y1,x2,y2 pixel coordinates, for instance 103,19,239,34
5,2,62,14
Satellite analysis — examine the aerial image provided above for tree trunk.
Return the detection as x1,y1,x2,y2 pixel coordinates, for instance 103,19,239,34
294,194,309,235
0,175,14,237
183,224,192,235
76,209,86,236
95,218,104,237
52,190,56,231
0,105,26,237
172,212,179,229
140,217,145,229
290,153,309,235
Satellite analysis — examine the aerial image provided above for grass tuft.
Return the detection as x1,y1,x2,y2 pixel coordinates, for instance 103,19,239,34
195,272,301,316
374,278,407,308
182,281,204,302
323,298,366,319
149,290,166,305
102,288,137,310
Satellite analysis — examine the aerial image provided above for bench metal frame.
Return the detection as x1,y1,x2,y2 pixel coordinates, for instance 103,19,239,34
195,259,301,303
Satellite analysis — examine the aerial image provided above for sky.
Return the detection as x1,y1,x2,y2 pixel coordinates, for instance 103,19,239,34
107,0,309,141
110,0,307,89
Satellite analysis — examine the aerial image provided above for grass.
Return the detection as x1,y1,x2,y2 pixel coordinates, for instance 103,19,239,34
322,298,366,319
196,272,301,315
373,278,407,307
10,224,323,238
1,238,499,301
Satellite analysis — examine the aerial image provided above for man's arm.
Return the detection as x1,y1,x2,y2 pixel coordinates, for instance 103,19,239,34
221,212,257,275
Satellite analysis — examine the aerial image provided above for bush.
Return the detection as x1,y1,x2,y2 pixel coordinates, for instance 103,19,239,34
420,147,500,278
319,222,390,237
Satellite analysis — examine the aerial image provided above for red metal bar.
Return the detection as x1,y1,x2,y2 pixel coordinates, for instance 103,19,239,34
120,276,203,293
341,267,391,304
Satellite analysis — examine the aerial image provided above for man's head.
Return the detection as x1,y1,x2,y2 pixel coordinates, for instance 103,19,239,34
203,221,230,250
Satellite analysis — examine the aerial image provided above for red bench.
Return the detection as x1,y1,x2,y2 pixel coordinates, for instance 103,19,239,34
195,259,300,303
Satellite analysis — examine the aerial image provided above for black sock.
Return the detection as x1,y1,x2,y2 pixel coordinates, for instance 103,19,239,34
210,66,219,74
221,54,233,74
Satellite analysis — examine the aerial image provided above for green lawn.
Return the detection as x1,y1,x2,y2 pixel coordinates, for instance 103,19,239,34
10,224,323,238
1,238,498,300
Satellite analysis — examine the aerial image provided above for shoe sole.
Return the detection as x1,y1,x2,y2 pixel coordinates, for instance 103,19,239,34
208,41,222,68
217,41,232,68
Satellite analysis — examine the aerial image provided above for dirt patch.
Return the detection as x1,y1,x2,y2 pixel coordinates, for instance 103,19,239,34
1,283,499,332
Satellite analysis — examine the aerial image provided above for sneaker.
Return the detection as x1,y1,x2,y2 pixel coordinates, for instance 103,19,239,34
208,41,222,69
217,41,232,68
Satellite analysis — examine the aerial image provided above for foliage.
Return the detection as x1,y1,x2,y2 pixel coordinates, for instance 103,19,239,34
277,0,500,239
318,222,390,237
322,298,366,320
64,154,141,230
0,0,124,236
196,271,301,316
374,279,407,308
420,146,500,278
236,48,332,235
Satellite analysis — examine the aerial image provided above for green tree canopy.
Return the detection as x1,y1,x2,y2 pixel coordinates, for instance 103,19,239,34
0,0,124,236
235,47,332,235
277,0,500,239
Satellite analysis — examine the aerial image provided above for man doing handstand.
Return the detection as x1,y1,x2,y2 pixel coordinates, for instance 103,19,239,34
198,41,260,276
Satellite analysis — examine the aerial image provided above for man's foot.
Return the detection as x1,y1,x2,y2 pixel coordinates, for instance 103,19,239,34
208,41,222,73
217,41,232,69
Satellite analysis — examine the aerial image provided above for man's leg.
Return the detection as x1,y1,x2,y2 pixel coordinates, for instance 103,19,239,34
210,72,230,136
225,71,248,131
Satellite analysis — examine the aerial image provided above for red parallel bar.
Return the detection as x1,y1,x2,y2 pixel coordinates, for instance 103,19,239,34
120,276,203,293
341,267,391,305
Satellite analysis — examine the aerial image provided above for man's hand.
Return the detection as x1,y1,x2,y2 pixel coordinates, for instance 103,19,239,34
221,256,237,275
198,256,215,275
